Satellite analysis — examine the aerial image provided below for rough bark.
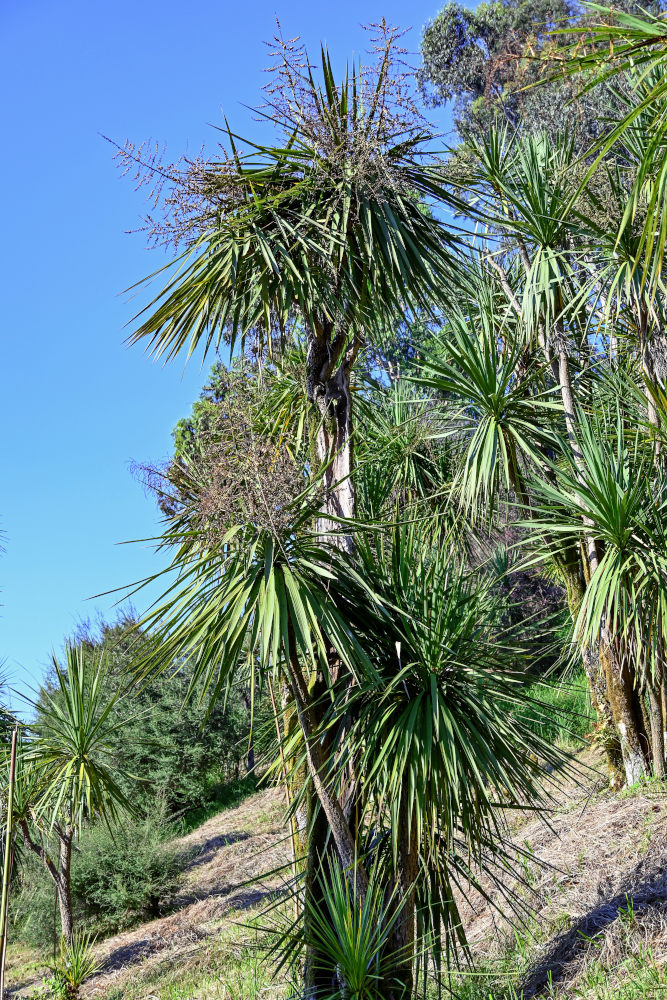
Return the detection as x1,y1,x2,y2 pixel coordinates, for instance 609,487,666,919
387,779,418,1000
552,332,646,785
601,641,648,785
560,553,624,785
647,681,665,778
286,656,367,905
19,819,74,944
57,827,74,946
307,322,360,549
302,320,372,997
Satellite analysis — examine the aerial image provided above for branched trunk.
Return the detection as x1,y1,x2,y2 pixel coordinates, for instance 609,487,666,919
19,820,74,945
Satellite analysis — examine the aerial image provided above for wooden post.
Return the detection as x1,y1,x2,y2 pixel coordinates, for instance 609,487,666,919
0,727,18,998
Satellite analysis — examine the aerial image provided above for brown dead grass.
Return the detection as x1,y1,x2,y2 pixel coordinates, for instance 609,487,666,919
83,787,291,997
6,787,291,998
10,752,667,999
459,750,667,996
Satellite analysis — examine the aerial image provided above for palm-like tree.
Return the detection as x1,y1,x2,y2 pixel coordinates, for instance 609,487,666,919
529,398,667,782
7,644,131,943
328,520,568,996
126,36,462,542
559,4,667,294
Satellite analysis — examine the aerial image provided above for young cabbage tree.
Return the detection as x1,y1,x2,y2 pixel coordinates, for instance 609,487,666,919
8,644,131,943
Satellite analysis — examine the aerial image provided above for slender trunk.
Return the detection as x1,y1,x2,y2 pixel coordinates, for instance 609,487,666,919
387,778,418,1000
304,800,335,998
18,819,75,945
647,681,665,778
286,657,367,904
641,310,666,778
304,323,365,997
57,829,74,946
0,729,17,999
313,362,355,548
0,837,13,999
506,433,531,513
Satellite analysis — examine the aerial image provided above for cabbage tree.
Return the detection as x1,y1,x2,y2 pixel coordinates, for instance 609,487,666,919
8,644,130,943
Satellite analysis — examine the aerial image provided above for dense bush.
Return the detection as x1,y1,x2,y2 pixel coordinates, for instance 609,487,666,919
36,619,257,816
71,808,185,934
13,807,185,946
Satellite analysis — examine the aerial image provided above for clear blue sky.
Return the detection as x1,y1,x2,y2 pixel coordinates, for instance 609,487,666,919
1,0,462,706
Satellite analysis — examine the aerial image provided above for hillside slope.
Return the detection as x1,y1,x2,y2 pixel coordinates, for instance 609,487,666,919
8,752,667,999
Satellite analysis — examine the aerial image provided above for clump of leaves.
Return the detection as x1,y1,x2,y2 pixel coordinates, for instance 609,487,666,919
112,19,432,253
49,931,100,1000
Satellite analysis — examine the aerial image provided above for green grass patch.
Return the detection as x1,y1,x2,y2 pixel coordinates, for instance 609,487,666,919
179,775,258,835
519,670,595,749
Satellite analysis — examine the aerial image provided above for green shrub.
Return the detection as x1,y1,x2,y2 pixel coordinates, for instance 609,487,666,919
70,806,184,934
12,848,59,949
13,806,185,946
520,671,595,748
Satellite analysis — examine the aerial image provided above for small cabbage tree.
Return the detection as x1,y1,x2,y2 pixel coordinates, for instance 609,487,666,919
9,644,131,943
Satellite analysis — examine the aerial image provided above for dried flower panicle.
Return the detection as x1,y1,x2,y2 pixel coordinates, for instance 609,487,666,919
110,19,435,252
136,374,310,544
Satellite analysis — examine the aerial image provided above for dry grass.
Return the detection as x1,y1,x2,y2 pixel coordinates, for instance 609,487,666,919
456,752,667,997
7,787,291,999
9,753,667,999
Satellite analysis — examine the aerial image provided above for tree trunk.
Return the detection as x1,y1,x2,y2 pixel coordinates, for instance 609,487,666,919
559,548,624,784
18,820,75,945
286,658,367,904
601,640,648,785
57,829,74,946
387,779,418,1000
647,680,665,778
554,336,645,785
302,323,370,998
313,363,355,546
307,322,360,546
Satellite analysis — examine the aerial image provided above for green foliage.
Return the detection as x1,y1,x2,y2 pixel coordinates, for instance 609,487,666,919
12,848,61,948
414,295,558,511
124,38,462,366
40,619,254,815
107,12,667,998
517,672,595,748
178,775,257,835
49,930,100,1000
419,0,573,109
13,807,184,946
303,862,408,999
69,809,184,935
530,401,667,681
29,643,133,828
418,0,664,143
25,931,101,1000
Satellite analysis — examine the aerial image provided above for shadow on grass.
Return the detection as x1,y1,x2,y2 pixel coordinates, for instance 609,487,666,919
519,864,667,996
